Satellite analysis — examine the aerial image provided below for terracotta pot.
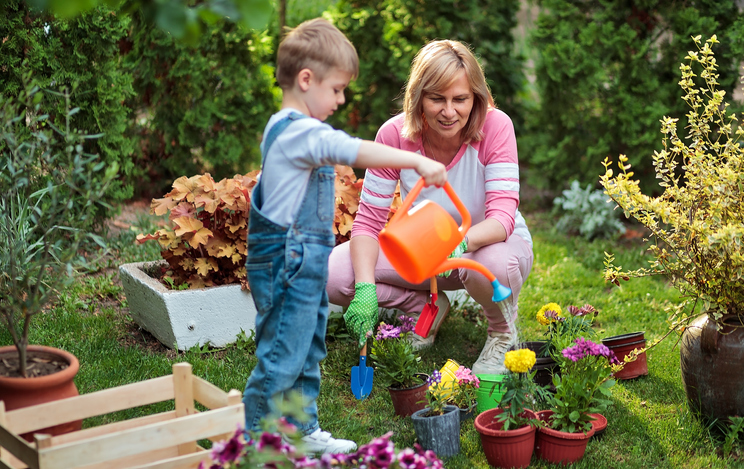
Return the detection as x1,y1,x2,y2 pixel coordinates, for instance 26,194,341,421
511,341,558,388
589,413,607,439
388,375,428,417
0,345,82,441
474,408,537,469
411,405,460,458
602,332,648,379
535,410,594,465
681,314,744,422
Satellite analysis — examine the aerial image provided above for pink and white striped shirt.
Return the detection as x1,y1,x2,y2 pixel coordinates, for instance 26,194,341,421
351,108,532,247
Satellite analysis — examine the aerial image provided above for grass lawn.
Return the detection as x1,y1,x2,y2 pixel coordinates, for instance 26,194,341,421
2,208,743,468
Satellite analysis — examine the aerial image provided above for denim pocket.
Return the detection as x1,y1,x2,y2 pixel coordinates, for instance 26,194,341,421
317,170,334,222
246,262,273,313
285,244,306,285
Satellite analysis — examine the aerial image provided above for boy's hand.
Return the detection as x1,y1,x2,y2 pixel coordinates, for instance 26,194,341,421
416,159,447,187
344,282,378,347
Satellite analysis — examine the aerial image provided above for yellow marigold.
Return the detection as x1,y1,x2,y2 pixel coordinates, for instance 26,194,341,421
536,302,563,325
504,349,536,374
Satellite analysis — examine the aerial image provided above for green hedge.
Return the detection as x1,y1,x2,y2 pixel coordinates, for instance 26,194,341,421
325,0,525,140
0,1,136,210
123,14,280,190
525,0,744,193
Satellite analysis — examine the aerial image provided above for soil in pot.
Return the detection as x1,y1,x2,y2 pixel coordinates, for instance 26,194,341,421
0,345,82,441
474,408,537,469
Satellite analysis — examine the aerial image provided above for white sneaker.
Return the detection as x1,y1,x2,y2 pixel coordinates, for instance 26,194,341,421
300,428,357,454
408,293,450,350
471,330,520,375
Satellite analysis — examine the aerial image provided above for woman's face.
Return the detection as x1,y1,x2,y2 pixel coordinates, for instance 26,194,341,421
422,69,474,143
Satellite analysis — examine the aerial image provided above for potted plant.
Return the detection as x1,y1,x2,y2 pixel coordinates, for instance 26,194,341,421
519,302,599,387
124,165,365,350
121,171,259,350
0,83,116,436
535,338,619,464
474,348,545,469
599,35,744,421
369,316,427,417
445,365,480,423
410,370,461,457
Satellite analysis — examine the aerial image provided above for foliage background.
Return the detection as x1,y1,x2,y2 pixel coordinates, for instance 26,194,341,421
522,0,744,195
325,0,525,141
0,1,136,213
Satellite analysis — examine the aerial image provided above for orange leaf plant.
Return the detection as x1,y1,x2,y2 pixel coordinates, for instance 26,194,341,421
136,172,258,289
137,166,399,290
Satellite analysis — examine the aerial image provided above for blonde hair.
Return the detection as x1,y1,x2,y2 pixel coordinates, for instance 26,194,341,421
402,40,494,143
275,18,359,90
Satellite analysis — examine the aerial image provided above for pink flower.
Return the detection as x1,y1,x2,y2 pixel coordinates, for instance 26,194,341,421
375,323,401,340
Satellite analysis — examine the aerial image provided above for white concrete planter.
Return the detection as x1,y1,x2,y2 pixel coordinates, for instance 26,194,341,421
119,260,257,351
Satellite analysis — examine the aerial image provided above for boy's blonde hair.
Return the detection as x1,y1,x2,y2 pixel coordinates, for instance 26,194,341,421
402,40,495,143
276,18,359,90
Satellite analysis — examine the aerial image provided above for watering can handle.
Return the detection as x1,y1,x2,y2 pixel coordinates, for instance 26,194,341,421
389,178,472,235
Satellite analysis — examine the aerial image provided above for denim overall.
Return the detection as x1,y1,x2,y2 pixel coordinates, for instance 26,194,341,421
242,113,336,435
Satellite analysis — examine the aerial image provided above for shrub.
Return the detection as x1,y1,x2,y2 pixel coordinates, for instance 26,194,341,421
553,180,626,240
0,1,136,218
123,13,280,192
325,0,525,140
526,0,744,193
1,81,117,377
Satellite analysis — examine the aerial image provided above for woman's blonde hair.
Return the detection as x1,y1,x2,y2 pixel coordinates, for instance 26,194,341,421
402,40,494,143
276,18,359,90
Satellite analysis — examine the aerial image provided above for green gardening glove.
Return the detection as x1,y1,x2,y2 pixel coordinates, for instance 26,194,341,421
344,282,378,347
439,238,468,278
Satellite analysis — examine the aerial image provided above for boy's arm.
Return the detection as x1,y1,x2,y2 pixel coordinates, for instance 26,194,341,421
355,141,447,187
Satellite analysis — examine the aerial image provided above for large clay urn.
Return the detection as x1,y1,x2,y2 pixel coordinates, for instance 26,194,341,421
680,314,744,422
0,345,82,441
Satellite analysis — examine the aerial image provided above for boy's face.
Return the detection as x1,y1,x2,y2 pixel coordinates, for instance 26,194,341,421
304,68,352,121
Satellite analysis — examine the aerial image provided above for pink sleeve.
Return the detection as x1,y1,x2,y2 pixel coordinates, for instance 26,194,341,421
480,110,520,236
350,117,405,240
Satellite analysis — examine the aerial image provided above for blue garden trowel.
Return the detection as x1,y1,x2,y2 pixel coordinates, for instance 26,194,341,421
351,344,373,399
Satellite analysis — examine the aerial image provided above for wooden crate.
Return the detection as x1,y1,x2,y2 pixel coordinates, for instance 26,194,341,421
0,363,244,469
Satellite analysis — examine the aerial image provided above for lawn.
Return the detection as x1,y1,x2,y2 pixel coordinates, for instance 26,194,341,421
2,208,743,468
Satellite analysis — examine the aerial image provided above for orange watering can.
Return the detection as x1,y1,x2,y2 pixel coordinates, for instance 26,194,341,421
379,178,511,314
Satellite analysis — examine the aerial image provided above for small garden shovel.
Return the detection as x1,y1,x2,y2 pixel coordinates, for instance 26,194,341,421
414,277,439,338
351,344,373,399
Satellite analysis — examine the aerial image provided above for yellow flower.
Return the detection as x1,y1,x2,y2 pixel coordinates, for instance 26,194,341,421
504,349,536,374
536,302,562,325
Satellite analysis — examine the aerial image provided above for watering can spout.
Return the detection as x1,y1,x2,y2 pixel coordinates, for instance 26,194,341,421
491,279,511,303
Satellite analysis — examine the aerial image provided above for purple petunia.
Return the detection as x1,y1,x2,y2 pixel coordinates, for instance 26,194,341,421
398,315,416,334
376,323,402,340
562,337,619,364
426,370,442,386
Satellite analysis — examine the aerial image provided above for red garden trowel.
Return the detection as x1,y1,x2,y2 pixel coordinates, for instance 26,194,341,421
351,344,373,399
414,277,439,338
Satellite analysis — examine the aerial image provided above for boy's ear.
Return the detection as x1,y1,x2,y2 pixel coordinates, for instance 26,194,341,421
297,68,313,92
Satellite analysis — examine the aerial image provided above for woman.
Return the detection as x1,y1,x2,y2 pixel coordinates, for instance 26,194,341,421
326,39,533,375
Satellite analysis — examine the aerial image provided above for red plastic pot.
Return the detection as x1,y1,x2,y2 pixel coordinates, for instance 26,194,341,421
535,410,594,465
602,332,648,379
387,375,428,417
474,408,537,469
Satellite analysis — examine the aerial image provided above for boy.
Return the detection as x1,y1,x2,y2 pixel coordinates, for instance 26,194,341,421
242,18,447,454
